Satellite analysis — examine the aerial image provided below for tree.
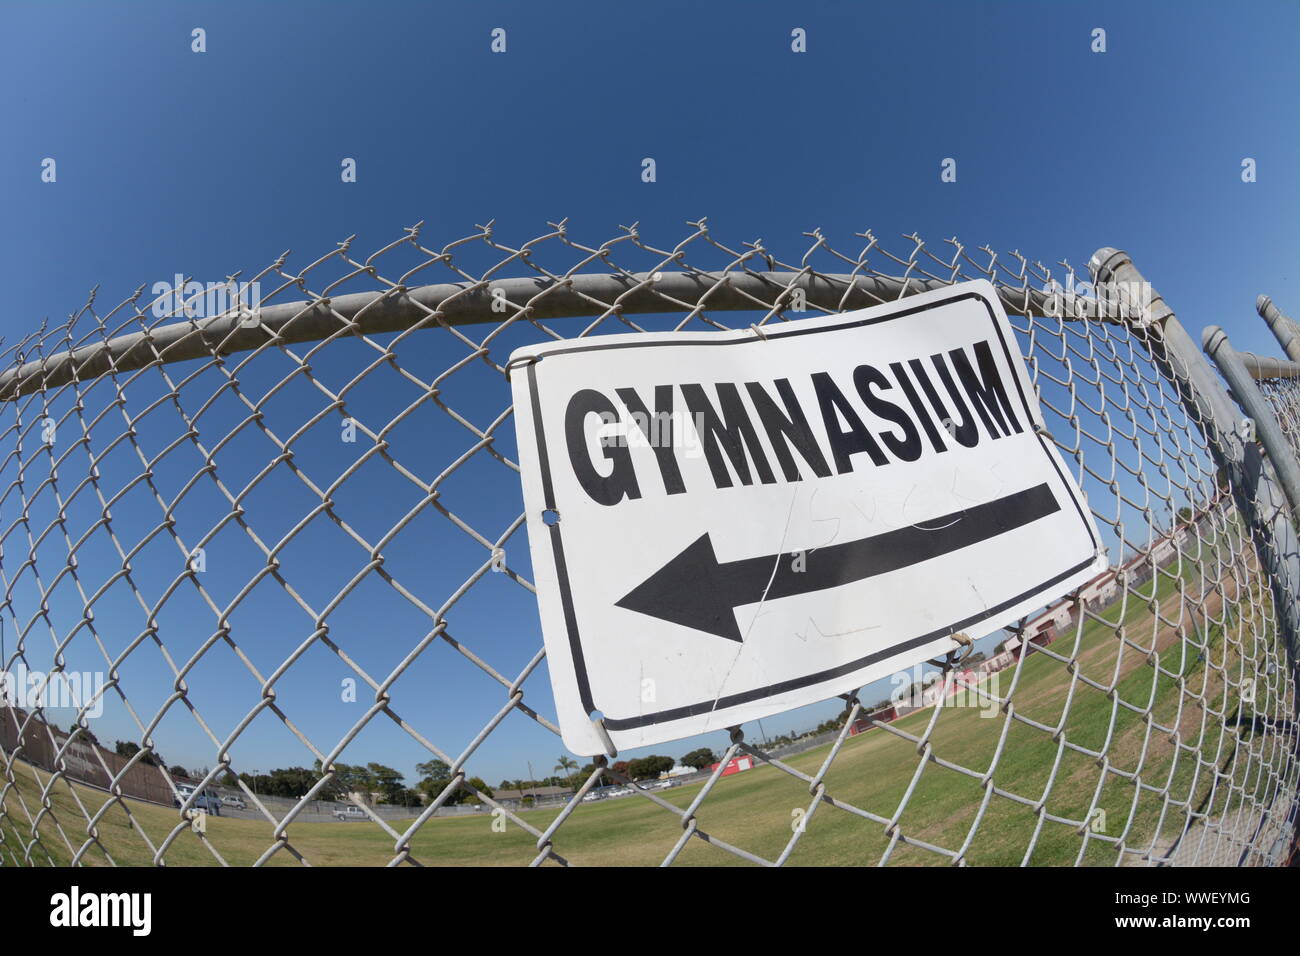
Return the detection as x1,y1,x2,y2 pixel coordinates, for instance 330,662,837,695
240,767,317,799
169,765,190,779
428,775,494,806
311,760,355,801
680,748,716,771
330,763,377,799
554,755,579,788
367,763,405,803
413,759,496,807
114,740,163,767
416,759,455,804
69,724,100,747
462,777,494,805
627,755,674,780
416,758,451,782
418,776,449,802
383,787,424,807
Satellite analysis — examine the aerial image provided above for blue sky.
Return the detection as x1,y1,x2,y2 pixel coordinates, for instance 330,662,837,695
1,1,1297,788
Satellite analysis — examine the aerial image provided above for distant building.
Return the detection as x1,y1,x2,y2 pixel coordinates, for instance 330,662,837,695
1025,599,1073,638
708,755,756,776
1079,570,1119,609
849,704,897,735
976,650,1017,675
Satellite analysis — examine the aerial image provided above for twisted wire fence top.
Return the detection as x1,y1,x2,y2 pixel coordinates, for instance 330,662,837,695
0,220,1295,867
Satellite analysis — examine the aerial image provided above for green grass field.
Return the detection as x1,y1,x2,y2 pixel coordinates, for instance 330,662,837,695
1,559,1282,866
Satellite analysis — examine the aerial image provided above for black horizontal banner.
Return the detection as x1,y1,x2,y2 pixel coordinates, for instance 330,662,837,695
8,862,1287,939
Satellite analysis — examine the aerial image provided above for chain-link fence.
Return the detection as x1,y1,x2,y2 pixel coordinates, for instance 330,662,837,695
1,221,1296,867
1256,374,1300,462
1227,297,1300,479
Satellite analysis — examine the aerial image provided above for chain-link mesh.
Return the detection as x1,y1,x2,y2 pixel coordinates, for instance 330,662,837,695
1257,370,1300,471
0,221,1296,867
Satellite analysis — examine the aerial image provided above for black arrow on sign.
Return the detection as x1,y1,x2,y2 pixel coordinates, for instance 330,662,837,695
615,482,1061,642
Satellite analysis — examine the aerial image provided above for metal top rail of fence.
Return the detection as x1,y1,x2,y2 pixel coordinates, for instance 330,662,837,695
1210,297,1300,491
1,220,1296,867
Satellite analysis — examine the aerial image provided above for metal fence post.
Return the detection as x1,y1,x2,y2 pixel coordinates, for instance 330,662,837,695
1089,249,1300,673
1204,327,1300,520
1257,295,1300,364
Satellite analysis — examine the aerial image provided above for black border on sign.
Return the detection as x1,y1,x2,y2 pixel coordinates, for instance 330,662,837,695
523,288,1101,733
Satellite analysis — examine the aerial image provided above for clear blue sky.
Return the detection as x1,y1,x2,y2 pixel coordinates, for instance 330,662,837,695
1,1,1297,788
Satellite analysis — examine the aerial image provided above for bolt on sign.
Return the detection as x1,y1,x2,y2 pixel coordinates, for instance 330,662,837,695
510,280,1106,755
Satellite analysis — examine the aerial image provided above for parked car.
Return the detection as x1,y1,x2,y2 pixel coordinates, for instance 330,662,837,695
332,805,367,821
221,795,247,810
173,784,222,816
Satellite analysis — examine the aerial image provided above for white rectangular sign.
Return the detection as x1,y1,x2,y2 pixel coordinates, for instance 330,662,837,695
509,280,1105,755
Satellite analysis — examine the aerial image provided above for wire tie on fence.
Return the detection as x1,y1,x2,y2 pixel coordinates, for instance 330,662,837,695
929,631,972,671
504,354,540,383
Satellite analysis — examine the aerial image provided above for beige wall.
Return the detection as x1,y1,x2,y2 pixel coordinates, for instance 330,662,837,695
0,707,177,806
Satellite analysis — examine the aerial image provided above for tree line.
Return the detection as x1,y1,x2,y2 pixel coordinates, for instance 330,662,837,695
223,760,496,807
94,738,842,807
